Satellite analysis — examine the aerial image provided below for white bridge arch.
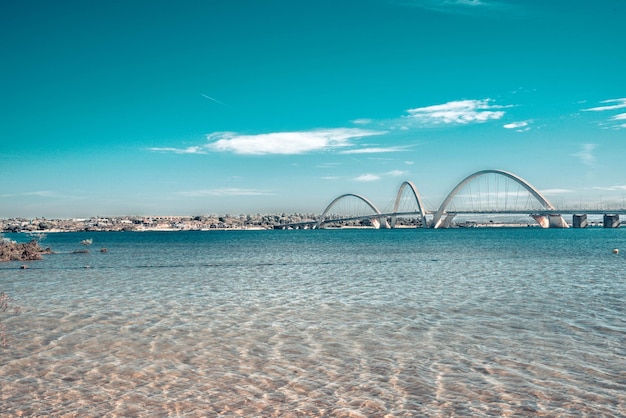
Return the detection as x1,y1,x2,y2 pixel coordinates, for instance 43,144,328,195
391,180,428,228
430,169,567,228
311,169,572,230
316,193,388,229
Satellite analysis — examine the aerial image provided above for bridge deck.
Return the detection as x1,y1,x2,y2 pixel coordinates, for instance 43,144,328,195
275,209,626,229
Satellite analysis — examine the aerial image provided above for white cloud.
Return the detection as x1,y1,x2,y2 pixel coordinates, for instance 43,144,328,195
398,0,503,13
609,113,626,129
458,0,484,4
503,120,531,131
149,146,206,154
354,174,381,182
352,170,408,182
207,128,386,155
540,189,573,195
610,113,626,129
405,99,506,126
570,143,597,166
592,185,626,191
583,98,626,112
178,188,274,197
25,191,57,197
0,190,69,199
149,98,512,157
583,98,626,129
351,118,373,125
339,146,406,154
386,170,408,177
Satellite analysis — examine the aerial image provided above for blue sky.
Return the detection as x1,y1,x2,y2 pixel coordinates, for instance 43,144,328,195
1,0,625,218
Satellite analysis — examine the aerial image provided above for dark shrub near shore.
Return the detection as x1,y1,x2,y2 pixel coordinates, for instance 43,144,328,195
0,239,52,262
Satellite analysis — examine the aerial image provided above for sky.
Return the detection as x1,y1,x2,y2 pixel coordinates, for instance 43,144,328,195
1,0,625,218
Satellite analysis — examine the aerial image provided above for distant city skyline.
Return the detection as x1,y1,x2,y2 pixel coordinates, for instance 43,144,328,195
1,0,625,218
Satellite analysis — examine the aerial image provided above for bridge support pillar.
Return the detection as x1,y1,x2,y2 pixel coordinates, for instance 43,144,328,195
531,214,568,228
603,214,620,228
573,214,588,228
531,214,549,228
371,218,390,229
441,213,456,228
431,213,456,228
549,214,569,228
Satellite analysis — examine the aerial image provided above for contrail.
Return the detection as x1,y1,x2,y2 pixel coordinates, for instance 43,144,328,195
201,93,227,106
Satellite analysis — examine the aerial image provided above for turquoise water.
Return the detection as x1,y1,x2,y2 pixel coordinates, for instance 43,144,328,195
1,229,624,416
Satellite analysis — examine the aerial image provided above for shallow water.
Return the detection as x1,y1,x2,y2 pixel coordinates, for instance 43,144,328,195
1,229,624,416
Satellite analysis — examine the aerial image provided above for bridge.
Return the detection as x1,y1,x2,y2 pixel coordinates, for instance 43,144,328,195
275,169,626,229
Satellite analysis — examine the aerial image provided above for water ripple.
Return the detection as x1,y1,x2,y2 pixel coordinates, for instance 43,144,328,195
1,229,625,416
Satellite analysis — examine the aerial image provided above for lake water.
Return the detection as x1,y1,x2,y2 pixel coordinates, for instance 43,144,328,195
0,229,624,417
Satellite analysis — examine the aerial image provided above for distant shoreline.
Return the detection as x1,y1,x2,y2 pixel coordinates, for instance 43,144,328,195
4,225,621,234
1,214,620,233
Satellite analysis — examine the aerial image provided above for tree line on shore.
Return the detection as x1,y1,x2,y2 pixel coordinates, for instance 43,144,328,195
1,214,322,232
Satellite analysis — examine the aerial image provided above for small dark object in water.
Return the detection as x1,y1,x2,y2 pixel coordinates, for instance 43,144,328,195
72,249,89,254
20,265,28,269
100,248,108,253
